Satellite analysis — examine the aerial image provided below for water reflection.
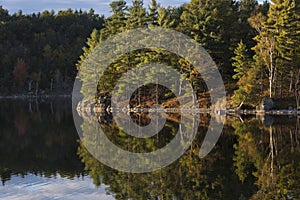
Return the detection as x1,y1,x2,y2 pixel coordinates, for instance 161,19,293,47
78,112,252,199
233,116,300,199
0,174,114,200
0,99,83,184
78,111,300,199
1,99,300,199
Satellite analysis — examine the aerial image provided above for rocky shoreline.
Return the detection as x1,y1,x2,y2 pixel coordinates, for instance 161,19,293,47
76,102,300,118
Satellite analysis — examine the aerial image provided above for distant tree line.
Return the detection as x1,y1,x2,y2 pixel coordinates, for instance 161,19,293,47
0,6,104,94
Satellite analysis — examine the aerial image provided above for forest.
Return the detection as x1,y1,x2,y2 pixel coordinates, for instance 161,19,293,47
0,7,104,95
1,0,299,109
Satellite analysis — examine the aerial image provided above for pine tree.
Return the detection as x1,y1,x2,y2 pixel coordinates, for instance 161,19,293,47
147,0,159,26
179,0,237,78
126,0,147,29
76,29,100,70
105,0,128,35
251,0,300,100
274,0,300,105
232,65,261,107
157,6,175,28
275,0,300,61
232,40,251,80
236,0,258,48
0,6,9,22
232,41,261,106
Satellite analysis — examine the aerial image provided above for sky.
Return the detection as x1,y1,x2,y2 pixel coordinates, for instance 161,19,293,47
0,0,189,17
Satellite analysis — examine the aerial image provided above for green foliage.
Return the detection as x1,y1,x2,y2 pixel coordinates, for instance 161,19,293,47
148,0,159,26
104,0,128,35
180,0,237,78
126,0,147,29
232,0,299,105
232,41,251,80
0,7,104,95
1,0,299,106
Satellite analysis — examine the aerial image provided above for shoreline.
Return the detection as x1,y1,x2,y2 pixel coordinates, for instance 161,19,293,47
79,104,300,116
2,96,299,116
0,94,72,100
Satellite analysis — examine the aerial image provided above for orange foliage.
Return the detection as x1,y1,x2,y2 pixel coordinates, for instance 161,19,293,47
12,58,28,87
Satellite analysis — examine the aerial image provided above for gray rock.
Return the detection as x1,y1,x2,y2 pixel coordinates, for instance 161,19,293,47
261,98,274,111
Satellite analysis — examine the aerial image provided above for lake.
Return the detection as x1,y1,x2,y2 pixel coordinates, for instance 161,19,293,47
0,98,299,199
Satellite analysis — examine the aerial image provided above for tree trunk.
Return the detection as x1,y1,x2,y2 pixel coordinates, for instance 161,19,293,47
273,68,277,97
50,78,53,92
269,77,273,98
191,81,197,107
269,126,274,177
28,80,32,91
289,73,293,95
179,78,182,96
267,37,276,98
295,69,300,109
28,102,32,113
156,79,158,104
280,73,283,99
296,117,300,147
35,81,39,96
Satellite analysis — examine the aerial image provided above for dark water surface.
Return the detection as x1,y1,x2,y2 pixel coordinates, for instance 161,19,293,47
0,99,299,199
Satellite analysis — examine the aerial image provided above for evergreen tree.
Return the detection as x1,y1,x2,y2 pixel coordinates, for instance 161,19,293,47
179,0,237,78
126,0,147,29
0,6,9,21
232,40,251,80
236,0,258,48
147,0,159,26
104,0,128,35
157,6,175,28
275,0,300,107
76,29,100,70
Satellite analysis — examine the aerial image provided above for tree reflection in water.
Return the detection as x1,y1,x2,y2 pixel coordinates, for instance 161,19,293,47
233,116,300,199
78,112,254,199
1,100,299,199
0,99,84,185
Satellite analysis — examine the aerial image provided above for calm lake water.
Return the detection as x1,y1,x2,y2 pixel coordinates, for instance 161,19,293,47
0,99,299,199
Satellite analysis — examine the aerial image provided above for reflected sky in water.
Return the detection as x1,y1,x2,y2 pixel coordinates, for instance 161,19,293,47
0,174,114,200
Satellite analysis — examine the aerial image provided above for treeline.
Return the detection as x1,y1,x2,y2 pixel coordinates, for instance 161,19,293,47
2,0,299,108
77,0,271,107
0,7,104,94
